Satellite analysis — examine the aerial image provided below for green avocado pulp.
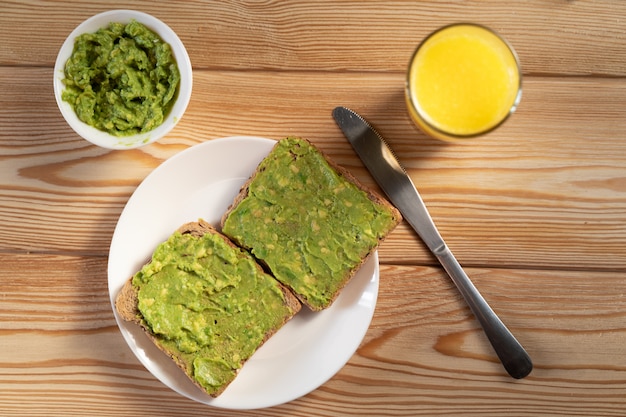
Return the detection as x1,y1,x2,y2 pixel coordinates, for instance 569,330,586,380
132,230,294,395
222,137,398,310
61,20,180,136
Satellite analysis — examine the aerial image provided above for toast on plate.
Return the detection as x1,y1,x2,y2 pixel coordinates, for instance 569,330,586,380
221,136,402,311
115,219,301,397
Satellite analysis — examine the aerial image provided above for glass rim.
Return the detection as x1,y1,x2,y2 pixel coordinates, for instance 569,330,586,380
405,22,523,140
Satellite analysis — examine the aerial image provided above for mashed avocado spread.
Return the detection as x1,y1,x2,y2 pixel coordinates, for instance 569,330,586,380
62,20,180,136
222,137,398,310
132,230,293,395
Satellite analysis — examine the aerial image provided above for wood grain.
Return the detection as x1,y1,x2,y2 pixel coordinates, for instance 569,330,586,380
2,0,626,76
1,255,624,416
2,0,626,415
2,68,625,272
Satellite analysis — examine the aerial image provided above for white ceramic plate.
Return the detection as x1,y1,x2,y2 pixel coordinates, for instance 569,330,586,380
107,136,379,409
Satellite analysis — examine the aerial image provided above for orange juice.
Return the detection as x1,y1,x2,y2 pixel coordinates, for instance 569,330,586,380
406,24,521,141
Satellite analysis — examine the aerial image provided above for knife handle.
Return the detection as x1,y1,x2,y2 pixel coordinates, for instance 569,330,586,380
435,246,533,379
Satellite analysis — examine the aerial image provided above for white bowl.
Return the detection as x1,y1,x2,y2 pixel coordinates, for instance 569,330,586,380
54,10,192,150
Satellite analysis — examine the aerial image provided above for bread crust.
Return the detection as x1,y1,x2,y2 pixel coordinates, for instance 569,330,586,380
114,219,301,397
221,137,402,311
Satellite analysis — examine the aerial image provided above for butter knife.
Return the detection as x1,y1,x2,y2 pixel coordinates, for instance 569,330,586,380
332,106,532,379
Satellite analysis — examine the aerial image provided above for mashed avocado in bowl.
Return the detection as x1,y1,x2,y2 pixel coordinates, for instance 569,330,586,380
54,10,192,149
62,20,180,136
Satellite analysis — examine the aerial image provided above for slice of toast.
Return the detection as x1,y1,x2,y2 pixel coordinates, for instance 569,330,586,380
221,137,402,311
115,219,301,397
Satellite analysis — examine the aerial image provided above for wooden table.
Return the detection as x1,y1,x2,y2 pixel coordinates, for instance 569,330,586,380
2,1,625,416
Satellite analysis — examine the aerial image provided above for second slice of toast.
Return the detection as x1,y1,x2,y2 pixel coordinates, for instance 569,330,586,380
221,137,402,311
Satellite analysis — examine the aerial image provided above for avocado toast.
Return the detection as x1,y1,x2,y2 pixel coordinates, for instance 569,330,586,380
221,137,402,311
115,220,301,397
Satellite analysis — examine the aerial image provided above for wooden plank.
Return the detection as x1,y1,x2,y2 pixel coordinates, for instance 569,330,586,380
0,254,624,416
1,68,626,271
1,1,626,75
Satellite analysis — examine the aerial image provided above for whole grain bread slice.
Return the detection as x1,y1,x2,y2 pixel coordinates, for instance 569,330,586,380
115,219,301,397
221,137,402,311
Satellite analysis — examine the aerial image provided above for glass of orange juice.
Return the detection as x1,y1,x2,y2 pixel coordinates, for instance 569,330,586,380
405,23,521,142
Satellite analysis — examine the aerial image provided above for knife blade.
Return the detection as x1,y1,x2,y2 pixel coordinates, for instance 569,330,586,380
332,106,532,379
